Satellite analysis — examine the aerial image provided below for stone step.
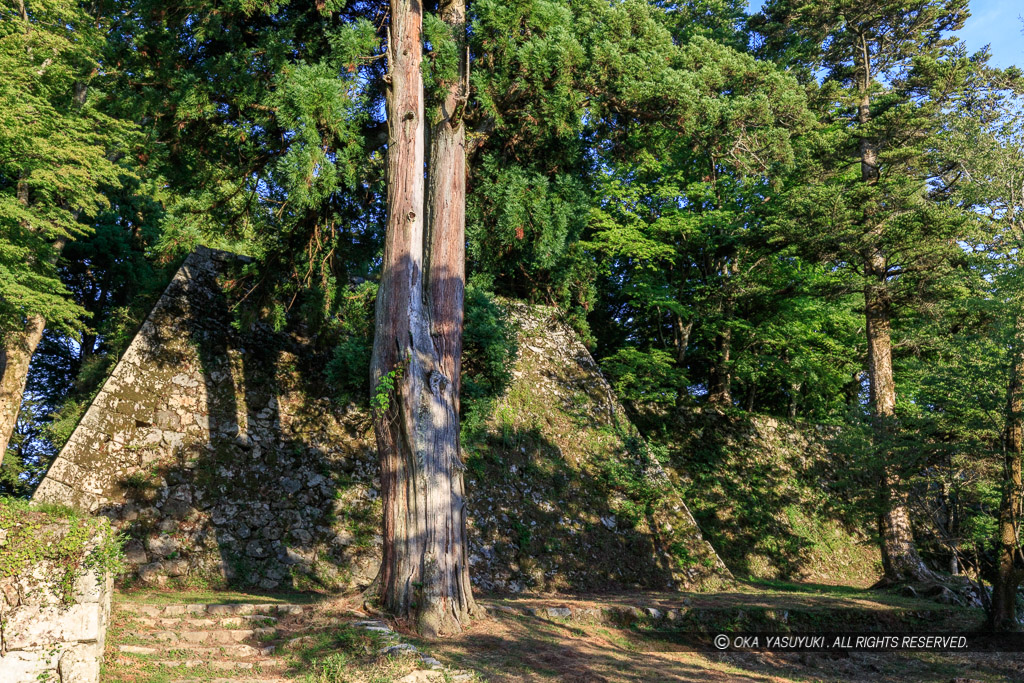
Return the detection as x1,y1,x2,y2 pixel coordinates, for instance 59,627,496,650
131,615,279,629
170,679,292,683
154,658,286,671
116,602,306,617
117,643,277,658
143,627,278,644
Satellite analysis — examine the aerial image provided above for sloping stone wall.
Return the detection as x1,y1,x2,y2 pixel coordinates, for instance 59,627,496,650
33,247,381,591
33,247,726,593
0,523,112,683
463,303,727,592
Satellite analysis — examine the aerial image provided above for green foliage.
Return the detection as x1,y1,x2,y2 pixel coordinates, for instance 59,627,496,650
325,282,378,404
371,364,405,418
0,497,124,606
0,1,138,335
461,282,519,408
598,436,671,526
601,348,684,407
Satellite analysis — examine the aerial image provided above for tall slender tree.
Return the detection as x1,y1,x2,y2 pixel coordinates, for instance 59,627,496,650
752,0,982,583
0,0,132,462
951,111,1024,628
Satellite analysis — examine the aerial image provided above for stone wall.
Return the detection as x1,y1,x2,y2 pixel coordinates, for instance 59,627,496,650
0,521,112,683
33,247,726,593
33,247,381,591
462,303,727,592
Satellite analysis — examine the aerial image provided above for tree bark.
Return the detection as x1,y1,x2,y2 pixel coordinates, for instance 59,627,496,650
370,0,476,637
707,328,732,406
991,315,1024,630
865,271,931,583
856,63,932,583
0,316,46,458
673,314,692,365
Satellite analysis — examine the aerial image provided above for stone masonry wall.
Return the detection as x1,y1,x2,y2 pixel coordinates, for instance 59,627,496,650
34,247,381,591
33,247,726,593
0,523,112,683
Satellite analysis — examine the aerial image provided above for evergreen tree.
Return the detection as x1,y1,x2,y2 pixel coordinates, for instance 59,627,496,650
752,0,991,584
0,0,135,468
947,107,1024,628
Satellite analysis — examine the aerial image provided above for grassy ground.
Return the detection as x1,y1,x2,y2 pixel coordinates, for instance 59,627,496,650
111,588,322,606
100,585,1021,683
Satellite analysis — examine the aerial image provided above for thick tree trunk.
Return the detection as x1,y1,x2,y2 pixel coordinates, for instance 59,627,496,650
865,262,933,583
991,316,1024,630
370,0,475,637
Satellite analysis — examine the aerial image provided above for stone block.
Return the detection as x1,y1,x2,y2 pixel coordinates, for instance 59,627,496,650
0,649,60,682
145,535,178,557
123,540,148,565
137,562,166,584
71,570,107,604
58,642,102,683
164,559,189,577
4,603,102,649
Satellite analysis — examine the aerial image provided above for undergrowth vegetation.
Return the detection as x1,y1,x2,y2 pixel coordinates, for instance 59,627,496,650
0,496,125,605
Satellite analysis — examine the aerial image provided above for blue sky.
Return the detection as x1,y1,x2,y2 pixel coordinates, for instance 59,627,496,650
746,0,1023,69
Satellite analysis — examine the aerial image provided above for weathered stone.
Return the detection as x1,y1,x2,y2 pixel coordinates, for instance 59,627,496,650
0,649,58,682
145,535,178,558
246,541,269,559
0,523,111,683
4,603,100,649
137,562,165,584
164,559,189,577
123,540,147,565
58,642,103,683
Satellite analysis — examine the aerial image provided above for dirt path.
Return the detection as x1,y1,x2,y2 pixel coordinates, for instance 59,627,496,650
426,609,1024,682
103,586,1024,682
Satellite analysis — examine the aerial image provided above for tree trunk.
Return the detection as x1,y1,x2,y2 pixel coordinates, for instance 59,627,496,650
856,70,932,583
991,315,1024,630
865,263,933,583
707,328,732,406
370,0,476,637
674,315,692,365
0,315,46,458
787,382,801,419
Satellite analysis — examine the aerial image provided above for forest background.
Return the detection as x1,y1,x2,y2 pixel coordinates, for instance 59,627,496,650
5,0,1024,630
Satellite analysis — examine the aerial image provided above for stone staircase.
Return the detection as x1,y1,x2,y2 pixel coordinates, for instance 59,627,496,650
105,600,303,682
103,596,476,683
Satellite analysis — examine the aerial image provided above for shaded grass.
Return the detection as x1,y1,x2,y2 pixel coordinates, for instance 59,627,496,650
113,588,320,605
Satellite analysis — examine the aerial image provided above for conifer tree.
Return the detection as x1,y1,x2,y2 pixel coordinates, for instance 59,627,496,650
752,0,984,583
0,0,133,463
369,0,478,636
